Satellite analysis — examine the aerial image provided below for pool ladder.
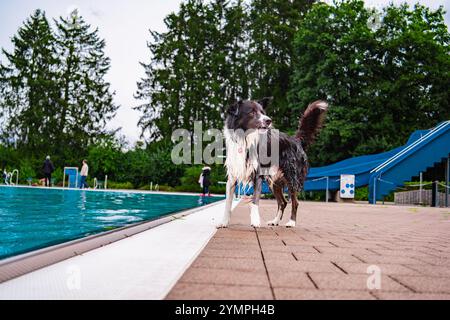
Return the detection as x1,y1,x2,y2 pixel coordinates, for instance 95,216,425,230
5,169,19,185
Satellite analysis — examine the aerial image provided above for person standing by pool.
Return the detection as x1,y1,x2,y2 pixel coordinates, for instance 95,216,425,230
2,169,8,185
198,166,212,196
42,156,54,187
80,159,89,189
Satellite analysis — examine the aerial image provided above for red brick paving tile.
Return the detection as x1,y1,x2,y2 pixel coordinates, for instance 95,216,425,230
215,228,257,237
204,242,260,251
292,252,362,263
323,242,393,250
412,256,450,267
258,239,285,246
262,251,296,261
352,254,425,265
214,232,257,240
423,244,449,251
252,228,277,234
273,288,376,300
191,256,266,272
372,292,450,300
283,239,336,247
256,235,281,241
265,260,342,274
167,283,273,300
208,237,258,245
405,264,450,277
314,247,376,255
308,273,411,292
270,272,317,289
201,248,262,259
390,275,450,294
257,238,286,246
283,245,320,254
178,267,270,287
334,262,421,276
368,249,439,259
260,245,308,253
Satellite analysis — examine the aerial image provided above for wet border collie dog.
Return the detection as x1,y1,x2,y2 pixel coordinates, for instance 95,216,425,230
218,98,328,228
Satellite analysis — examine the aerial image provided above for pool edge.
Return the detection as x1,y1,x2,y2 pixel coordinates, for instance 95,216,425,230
0,184,224,198
0,199,225,284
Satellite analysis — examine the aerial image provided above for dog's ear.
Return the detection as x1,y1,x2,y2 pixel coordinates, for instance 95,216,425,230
227,100,243,116
258,97,273,110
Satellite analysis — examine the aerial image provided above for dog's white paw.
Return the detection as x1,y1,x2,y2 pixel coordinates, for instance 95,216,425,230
267,218,280,226
250,211,261,228
216,223,228,229
285,219,296,228
250,203,261,228
216,222,229,229
251,220,261,228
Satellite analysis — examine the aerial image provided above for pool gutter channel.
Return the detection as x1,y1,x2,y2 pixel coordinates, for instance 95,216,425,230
0,199,225,284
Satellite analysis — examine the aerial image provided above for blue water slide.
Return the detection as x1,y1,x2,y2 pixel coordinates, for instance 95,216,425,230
304,129,432,192
304,146,404,191
368,121,450,203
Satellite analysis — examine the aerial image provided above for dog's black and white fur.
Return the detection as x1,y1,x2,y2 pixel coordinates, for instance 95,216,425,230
218,98,328,228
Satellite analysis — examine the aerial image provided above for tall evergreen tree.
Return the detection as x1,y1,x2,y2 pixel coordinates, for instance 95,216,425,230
209,0,250,105
135,0,249,141
0,9,60,155
0,9,118,165
55,9,118,159
248,0,315,128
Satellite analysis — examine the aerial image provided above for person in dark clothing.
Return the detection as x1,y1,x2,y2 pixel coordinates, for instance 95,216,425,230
198,166,212,196
42,155,55,187
2,169,7,185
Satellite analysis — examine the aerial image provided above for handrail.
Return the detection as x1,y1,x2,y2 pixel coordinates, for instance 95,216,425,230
9,169,19,185
93,177,108,189
3,172,10,185
370,121,450,174
371,121,448,173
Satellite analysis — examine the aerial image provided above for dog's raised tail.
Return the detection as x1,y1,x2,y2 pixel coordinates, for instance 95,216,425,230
296,100,328,150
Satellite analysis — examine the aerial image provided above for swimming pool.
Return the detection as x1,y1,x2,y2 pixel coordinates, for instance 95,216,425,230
0,186,224,260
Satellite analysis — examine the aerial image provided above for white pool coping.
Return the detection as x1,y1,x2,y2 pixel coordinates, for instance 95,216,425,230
0,198,241,300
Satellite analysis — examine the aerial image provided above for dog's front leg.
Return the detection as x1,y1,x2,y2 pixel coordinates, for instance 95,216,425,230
250,176,263,228
217,178,236,228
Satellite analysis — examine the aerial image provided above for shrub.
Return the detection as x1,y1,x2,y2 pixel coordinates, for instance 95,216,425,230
355,186,369,201
52,167,63,185
19,159,35,184
156,185,175,192
106,181,134,190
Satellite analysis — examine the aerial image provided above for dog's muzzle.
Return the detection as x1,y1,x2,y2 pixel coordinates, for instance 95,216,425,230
259,115,272,129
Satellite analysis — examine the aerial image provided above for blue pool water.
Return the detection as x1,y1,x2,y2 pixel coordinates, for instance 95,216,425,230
0,186,223,260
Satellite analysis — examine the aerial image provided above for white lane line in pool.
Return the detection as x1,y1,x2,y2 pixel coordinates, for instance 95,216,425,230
0,199,240,300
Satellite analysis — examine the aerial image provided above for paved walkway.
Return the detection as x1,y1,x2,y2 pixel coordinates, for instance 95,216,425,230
167,200,450,300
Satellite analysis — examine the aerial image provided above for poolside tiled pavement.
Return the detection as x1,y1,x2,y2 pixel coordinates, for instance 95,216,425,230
166,200,450,300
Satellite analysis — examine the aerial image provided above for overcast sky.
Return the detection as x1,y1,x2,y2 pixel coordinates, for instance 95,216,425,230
0,0,449,144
